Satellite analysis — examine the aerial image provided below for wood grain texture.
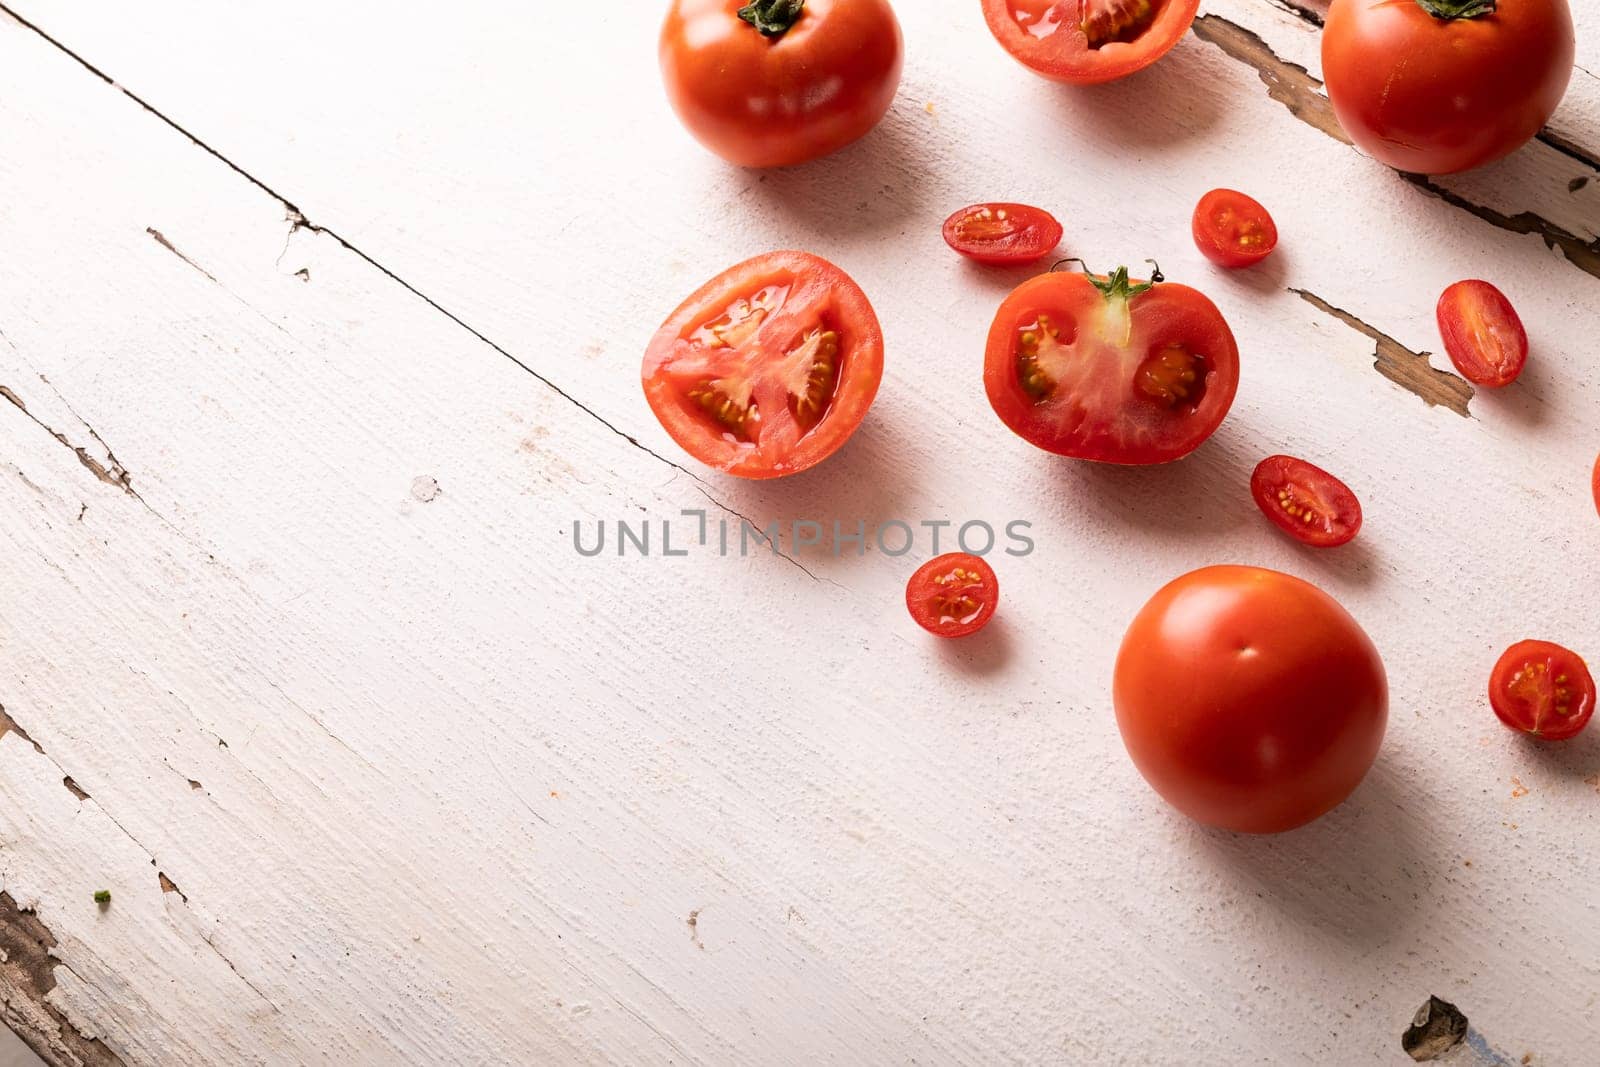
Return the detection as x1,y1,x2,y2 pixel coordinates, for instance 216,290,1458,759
0,1,1598,1064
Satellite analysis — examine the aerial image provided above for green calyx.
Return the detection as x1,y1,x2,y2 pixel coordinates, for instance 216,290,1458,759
738,0,806,38
1056,259,1165,301
1414,0,1497,19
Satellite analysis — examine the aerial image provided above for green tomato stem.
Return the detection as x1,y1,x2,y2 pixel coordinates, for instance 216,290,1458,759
737,0,806,38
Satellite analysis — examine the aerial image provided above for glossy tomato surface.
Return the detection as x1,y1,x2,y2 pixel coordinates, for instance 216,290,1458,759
1593,452,1599,520
984,267,1240,464
660,0,904,167
1436,280,1529,387
1192,189,1278,269
1114,566,1389,834
906,553,1000,638
1251,455,1363,548
943,203,1063,265
1323,0,1574,174
642,251,883,478
1489,640,1595,740
982,0,1202,85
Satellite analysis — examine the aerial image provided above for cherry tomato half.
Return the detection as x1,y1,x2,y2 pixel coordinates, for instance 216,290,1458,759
984,265,1240,464
1251,455,1363,548
660,0,904,168
1192,189,1278,269
1489,640,1595,740
943,203,1064,265
1114,566,1389,834
1323,0,1574,175
982,0,1202,85
906,553,1000,638
642,251,884,479
1436,280,1528,388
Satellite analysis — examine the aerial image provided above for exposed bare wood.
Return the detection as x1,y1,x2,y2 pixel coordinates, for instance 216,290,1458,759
1292,289,1475,417
0,893,125,1067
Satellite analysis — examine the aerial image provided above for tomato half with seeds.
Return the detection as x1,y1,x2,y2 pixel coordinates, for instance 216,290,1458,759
1489,640,1595,740
642,251,884,479
1192,189,1278,269
1436,280,1528,388
906,553,999,638
983,265,1240,464
943,203,1064,265
981,0,1202,85
1251,455,1363,548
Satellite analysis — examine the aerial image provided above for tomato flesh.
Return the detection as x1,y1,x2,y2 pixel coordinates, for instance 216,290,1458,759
1489,640,1595,741
984,268,1240,464
642,251,883,478
907,553,999,639
943,203,1063,265
1436,280,1528,388
982,0,1202,85
1250,455,1363,548
1115,566,1389,833
1192,189,1278,269
1592,452,1599,520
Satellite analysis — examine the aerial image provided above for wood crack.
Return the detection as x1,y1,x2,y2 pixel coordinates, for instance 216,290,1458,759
145,227,220,284
1292,289,1474,417
0,383,140,499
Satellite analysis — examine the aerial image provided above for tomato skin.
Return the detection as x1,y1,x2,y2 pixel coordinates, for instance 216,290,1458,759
1192,189,1278,269
1592,452,1600,520
981,0,1202,85
660,0,904,168
641,251,883,479
983,269,1240,464
1489,640,1595,740
943,204,1064,266
906,553,1000,638
1436,280,1529,388
1322,0,1574,175
1114,566,1389,834
1250,455,1363,548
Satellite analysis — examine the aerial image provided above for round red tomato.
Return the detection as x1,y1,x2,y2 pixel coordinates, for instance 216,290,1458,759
984,265,1240,464
1251,455,1363,548
1114,566,1389,834
906,553,999,638
1323,0,1574,175
660,0,904,168
1489,639,1595,740
943,203,1064,265
1436,280,1528,388
642,251,884,479
982,0,1202,85
1192,189,1278,269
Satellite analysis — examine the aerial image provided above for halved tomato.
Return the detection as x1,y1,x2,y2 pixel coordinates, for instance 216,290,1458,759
943,203,1064,265
981,0,1203,85
642,251,884,478
983,264,1240,464
1250,455,1363,548
1489,639,1595,741
907,553,999,638
1192,189,1278,269
1436,280,1528,388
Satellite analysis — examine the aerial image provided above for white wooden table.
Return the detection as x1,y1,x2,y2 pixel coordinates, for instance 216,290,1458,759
2,1,1597,1063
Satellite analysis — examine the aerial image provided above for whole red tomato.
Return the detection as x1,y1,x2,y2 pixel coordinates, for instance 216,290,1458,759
1114,566,1389,834
1323,0,1574,175
660,0,904,168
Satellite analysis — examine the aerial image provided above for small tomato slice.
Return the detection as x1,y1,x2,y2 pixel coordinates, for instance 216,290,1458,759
1436,280,1528,388
982,0,1202,85
943,203,1063,265
984,265,1240,464
907,553,999,639
1250,455,1363,548
1489,639,1596,741
642,251,883,479
1192,189,1278,269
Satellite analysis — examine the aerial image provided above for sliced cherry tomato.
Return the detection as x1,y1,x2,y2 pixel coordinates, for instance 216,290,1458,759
1192,189,1278,269
943,203,1063,265
642,251,883,479
1250,455,1363,548
983,264,1240,464
906,553,999,638
1592,451,1599,520
981,0,1202,85
1489,639,1595,741
1436,280,1528,388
